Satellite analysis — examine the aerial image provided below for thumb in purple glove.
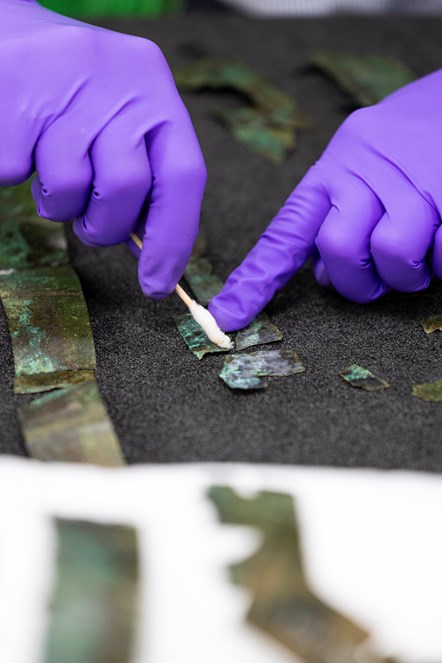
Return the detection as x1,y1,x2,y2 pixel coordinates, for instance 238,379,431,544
0,0,206,299
210,69,442,331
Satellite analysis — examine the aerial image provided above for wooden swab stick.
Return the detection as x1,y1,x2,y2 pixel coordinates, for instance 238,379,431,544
129,232,233,350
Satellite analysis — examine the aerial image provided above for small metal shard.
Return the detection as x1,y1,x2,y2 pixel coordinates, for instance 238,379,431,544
312,52,416,106
183,256,224,306
173,311,231,359
208,487,371,662
0,182,68,270
339,364,389,392
218,107,296,164
412,380,442,403
421,315,442,334
191,231,208,258
235,313,283,351
44,519,138,663
19,380,126,466
0,266,96,391
175,58,313,162
219,349,304,390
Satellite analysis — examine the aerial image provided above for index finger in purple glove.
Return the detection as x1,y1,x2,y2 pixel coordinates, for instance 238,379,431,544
208,169,330,332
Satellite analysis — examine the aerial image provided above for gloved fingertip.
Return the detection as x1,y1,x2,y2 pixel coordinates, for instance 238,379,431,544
72,217,101,248
313,258,332,287
138,272,174,301
208,297,255,332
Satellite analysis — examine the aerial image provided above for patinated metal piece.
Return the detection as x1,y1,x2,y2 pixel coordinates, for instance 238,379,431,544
19,380,125,466
191,231,208,258
235,312,283,351
412,380,442,403
0,266,96,391
312,52,416,106
44,519,138,663
183,256,224,306
173,311,231,359
219,349,304,390
421,315,442,334
208,486,371,663
339,365,389,392
0,182,68,270
15,369,95,395
175,58,312,162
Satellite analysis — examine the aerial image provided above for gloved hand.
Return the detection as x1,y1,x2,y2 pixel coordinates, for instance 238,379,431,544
209,69,442,331
0,0,206,298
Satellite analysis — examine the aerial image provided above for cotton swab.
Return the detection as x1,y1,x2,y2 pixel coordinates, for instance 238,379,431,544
129,233,234,350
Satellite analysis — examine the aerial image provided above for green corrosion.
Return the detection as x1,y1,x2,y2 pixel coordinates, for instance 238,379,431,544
208,487,369,661
412,380,442,403
175,58,313,162
235,312,283,351
183,256,224,306
312,52,416,106
44,519,138,663
173,311,230,359
19,379,125,466
339,364,389,392
0,266,96,385
219,349,305,390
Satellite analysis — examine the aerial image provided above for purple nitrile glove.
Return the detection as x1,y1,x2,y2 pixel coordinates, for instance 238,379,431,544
0,0,206,298
209,69,442,331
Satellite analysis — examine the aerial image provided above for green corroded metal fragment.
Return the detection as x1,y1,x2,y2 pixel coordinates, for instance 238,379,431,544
173,311,230,359
208,487,370,662
14,368,95,395
19,380,125,466
191,231,208,258
183,256,224,306
44,519,138,663
235,312,283,351
0,266,96,390
0,182,68,270
219,349,304,390
421,314,442,334
312,52,416,106
339,364,389,391
412,380,442,403
175,58,312,162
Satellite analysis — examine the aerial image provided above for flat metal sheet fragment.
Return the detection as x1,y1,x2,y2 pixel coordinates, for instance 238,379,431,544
44,519,138,663
19,380,126,466
0,266,96,391
173,311,231,359
235,312,283,351
421,315,442,334
412,380,442,403
175,58,312,162
219,349,304,390
339,364,389,392
14,369,95,395
312,52,416,106
183,255,224,305
208,486,372,662
0,182,68,270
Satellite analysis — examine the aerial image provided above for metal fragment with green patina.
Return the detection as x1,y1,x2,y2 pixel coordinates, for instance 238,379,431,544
0,266,96,392
173,311,231,359
235,312,283,351
339,364,389,391
219,349,304,390
183,256,224,306
19,380,125,466
208,486,371,662
412,380,442,403
421,315,442,334
312,52,416,106
44,519,138,663
175,58,312,162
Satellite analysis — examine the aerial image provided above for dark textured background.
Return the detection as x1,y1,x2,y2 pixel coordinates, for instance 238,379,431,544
1,15,442,468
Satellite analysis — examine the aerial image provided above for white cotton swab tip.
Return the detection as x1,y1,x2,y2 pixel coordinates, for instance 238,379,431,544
188,300,234,350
